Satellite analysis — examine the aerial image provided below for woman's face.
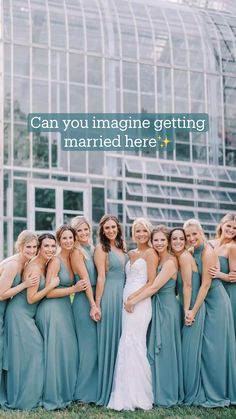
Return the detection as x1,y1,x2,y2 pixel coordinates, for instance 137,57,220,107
103,219,118,242
170,230,185,254
184,226,202,248
152,231,168,254
21,239,38,261
134,223,150,245
75,223,90,244
59,229,75,250
221,220,236,240
39,238,57,260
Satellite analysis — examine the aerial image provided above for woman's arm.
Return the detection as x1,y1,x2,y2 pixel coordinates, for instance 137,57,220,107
26,265,59,304
0,261,38,300
125,259,176,312
45,257,77,298
127,249,159,300
228,244,236,282
185,247,213,323
94,245,107,315
179,252,192,313
70,249,100,321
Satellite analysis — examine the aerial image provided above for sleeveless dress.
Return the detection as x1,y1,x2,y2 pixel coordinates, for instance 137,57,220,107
3,277,45,410
72,244,98,403
177,271,206,405
108,258,153,411
193,244,236,407
0,274,21,406
148,270,184,407
96,250,126,406
36,261,78,410
220,256,236,337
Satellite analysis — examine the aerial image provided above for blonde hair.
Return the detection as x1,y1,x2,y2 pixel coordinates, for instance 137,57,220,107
216,213,236,240
183,218,206,239
15,230,38,253
132,217,153,243
70,216,93,257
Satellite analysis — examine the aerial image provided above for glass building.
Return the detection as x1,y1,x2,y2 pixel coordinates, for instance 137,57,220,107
1,0,236,257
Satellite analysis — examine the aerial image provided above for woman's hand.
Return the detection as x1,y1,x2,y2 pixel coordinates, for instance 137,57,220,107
208,267,220,279
184,309,195,326
24,274,40,288
74,279,89,293
124,299,135,313
90,305,101,322
229,271,236,282
50,276,60,288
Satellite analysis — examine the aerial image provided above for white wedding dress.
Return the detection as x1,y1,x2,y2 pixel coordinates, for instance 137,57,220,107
107,258,153,411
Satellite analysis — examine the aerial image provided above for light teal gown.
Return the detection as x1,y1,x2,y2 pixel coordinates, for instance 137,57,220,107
96,250,126,406
72,244,98,403
148,270,184,407
36,261,78,410
177,271,206,405
0,273,21,406
3,277,45,410
193,244,236,407
220,256,236,336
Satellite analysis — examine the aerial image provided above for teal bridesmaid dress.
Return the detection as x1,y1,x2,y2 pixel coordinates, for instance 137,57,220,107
96,250,126,406
72,244,98,403
148,271,184,407
3,277,45,410
36,261,78,410
220,256,236,336
177,271,206,405
0,273,21,406
193,244,236,407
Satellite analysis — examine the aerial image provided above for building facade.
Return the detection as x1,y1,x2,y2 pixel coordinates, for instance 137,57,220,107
0,0,236,257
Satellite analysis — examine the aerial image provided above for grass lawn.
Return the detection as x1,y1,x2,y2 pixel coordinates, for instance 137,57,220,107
0,403,235,419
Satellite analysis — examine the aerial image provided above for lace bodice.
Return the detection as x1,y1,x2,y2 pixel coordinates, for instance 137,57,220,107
125,258,147,288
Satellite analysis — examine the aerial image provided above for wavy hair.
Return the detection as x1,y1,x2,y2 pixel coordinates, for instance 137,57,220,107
97,214,125,253
216,213,236,240
15,230,38,253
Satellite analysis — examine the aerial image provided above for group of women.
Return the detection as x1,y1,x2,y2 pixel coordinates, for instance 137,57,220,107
0,212,235,411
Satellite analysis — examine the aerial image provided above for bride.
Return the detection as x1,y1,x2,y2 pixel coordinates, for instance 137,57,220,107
107,218,159,411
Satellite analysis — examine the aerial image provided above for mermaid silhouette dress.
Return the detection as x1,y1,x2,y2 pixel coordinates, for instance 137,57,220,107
108,258,153,411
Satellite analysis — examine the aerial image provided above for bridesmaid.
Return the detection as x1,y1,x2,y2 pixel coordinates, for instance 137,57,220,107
70,216,100,403
4,233,58,410
94,215,127,406
208,213,236,335
36,225,80,410
125,225,184,407
170,228,206,405
108,218,157,411
184,218,236,407
0,230,38,405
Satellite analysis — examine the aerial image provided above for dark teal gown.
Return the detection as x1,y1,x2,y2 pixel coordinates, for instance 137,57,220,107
193,244,236,407
96,250,126,406
72,244,98,403
0,274,21,407
220,256,236,337
177,271,206,405
148,271,184,407
3,277,45,410
36,261,78,410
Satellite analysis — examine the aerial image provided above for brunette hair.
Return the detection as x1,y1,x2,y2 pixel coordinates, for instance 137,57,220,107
98,214,125,253
55,225,76,245
38,233,56,249
169,227,186,243
15,230,38,253
216,213,236,240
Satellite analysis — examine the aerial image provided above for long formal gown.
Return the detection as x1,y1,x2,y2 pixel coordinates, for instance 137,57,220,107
36,261,78,410
148,270,184,407
96,250,126,406
3,277,45,410
193,244,236,407
0,274,21,406
108,258,153,411
72,244,98,403
220,256,236,337
177,271,206,405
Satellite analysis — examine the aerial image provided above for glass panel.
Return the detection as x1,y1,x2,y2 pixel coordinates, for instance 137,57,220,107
69,53,84,83
140,64,154,93
88,152,104,175
212,191,230,201
63,190,83,211
50,11,66,47
14,124,30,166
127,183,143,195
68,11,84,50
178,188,194,198
85,10,102,53
51,51,67,81
161,209,180,220
147,208,163,219
146,185,162,196
179,210,195,220
32,48,48,78
14,221,27,242
13,2,29,43
123,62,138,91
33,133,49,168
35,211,56,230
14,45,30,76
127,205,144,219
32,80,48,112
92,187,105,223
161,186,180,197
35,188,55,209
198,212,214,222
14,180,27,217
197,190,213,200
32,8,48,44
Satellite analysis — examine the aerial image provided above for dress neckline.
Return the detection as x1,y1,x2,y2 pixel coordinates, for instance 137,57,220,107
128,258,146,268
110,249,126,267
193,242,205,255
